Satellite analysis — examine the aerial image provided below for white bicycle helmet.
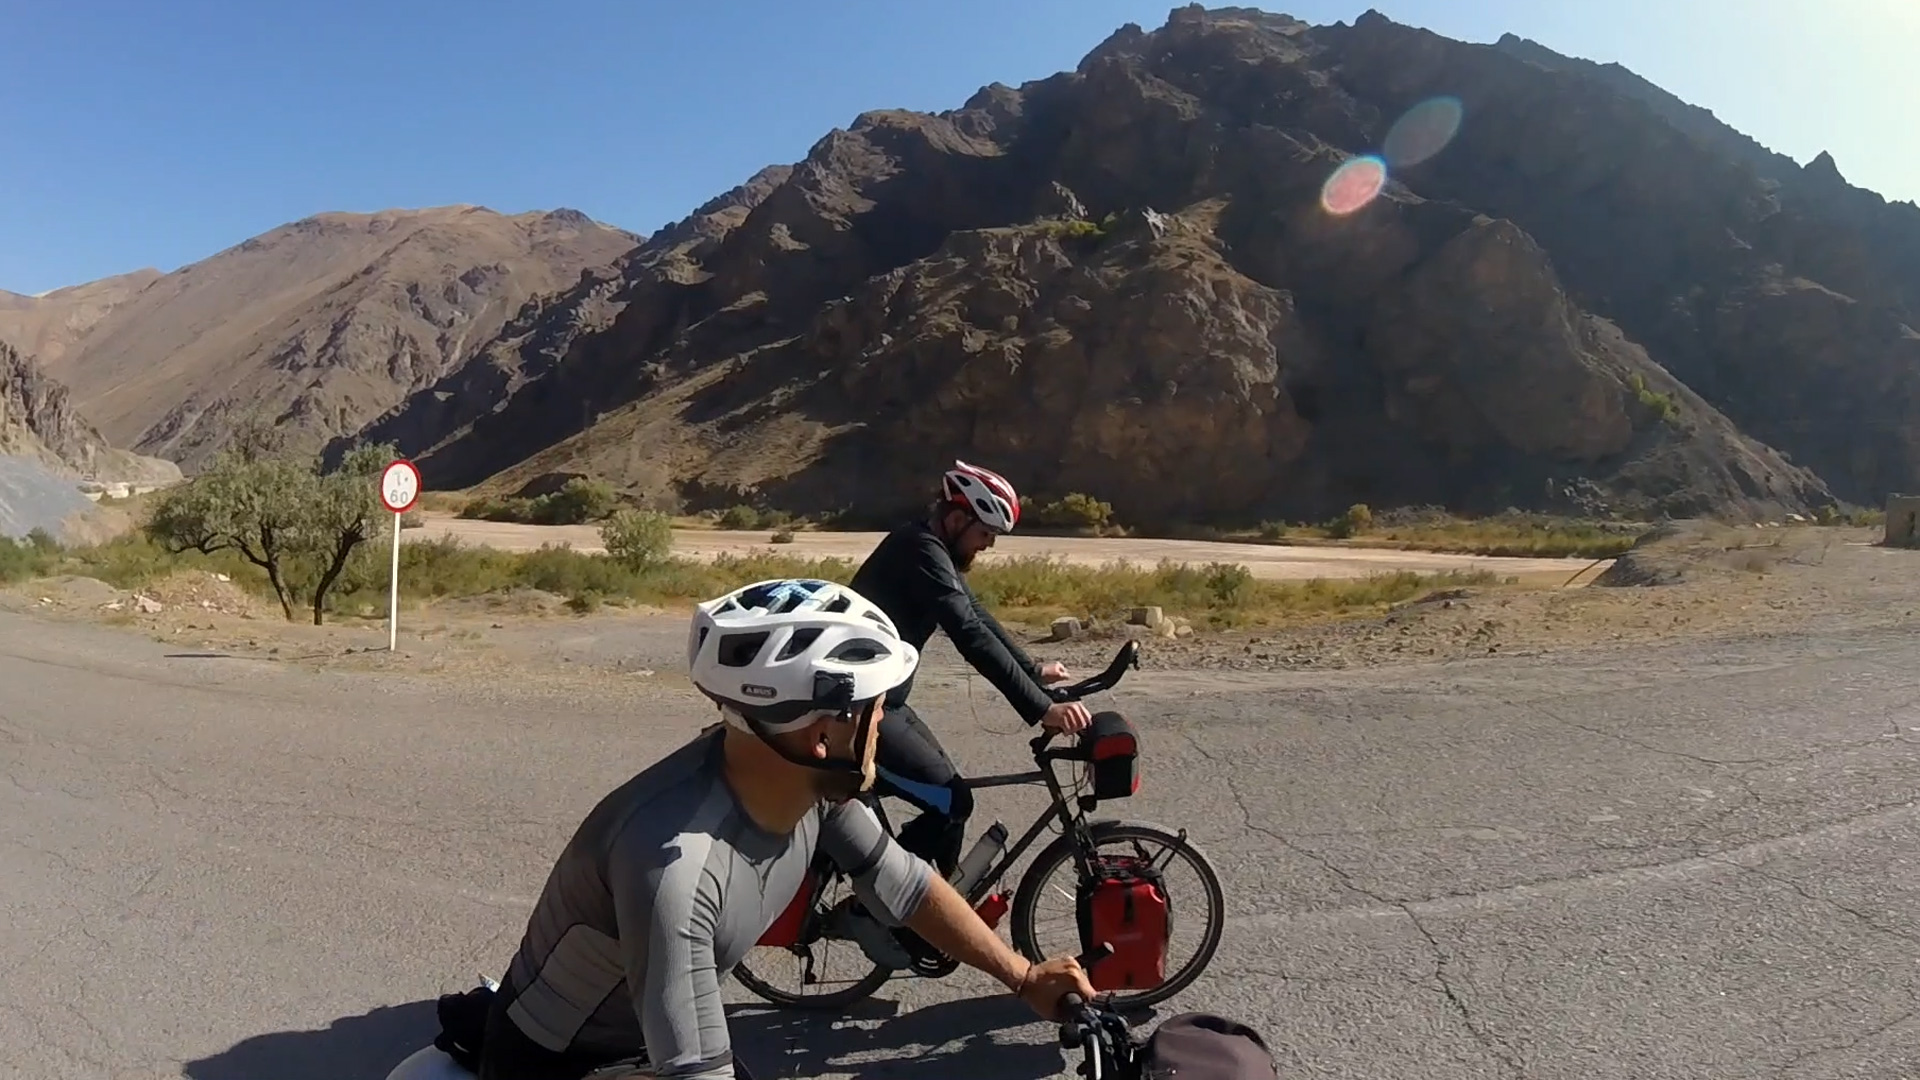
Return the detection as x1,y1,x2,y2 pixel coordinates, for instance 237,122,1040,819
688,578,920,732
941,459,1021,534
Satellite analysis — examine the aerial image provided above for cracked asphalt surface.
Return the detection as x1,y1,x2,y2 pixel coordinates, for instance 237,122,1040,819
4,607,1920,1079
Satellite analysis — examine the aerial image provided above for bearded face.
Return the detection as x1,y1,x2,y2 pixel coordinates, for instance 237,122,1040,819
939,507,996,571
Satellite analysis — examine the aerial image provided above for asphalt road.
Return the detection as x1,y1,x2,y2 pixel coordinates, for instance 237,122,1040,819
3,610,1919,1079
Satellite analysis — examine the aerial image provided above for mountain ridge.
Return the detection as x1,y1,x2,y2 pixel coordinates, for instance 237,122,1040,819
5,205,642,473
332,4,1903,526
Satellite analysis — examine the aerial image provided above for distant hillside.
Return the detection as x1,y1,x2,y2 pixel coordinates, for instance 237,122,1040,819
23,206,641,472
0,269,164,367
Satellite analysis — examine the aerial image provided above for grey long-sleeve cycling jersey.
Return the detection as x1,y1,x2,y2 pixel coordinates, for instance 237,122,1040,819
498,725,936,1078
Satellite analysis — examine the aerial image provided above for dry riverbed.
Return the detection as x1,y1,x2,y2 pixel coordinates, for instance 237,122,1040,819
418,512,1607,584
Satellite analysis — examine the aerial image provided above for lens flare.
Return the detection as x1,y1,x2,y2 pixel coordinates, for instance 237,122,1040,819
1319,154,1388,216
1382,95,1463,168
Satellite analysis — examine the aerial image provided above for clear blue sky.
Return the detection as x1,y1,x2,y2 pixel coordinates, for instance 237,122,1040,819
2,0,1911,296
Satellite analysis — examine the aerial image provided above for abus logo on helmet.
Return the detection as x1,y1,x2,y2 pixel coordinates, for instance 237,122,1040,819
739,684,778,699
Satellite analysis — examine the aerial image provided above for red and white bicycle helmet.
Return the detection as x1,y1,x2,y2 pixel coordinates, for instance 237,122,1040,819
941,459,1021,534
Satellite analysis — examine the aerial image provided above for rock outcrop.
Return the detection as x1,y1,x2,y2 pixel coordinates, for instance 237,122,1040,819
338,5,1920,524
1,341,180,486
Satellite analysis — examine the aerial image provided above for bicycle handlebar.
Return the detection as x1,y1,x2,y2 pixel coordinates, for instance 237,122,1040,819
1056,944,1135,1079
1028,640,1140,758
1046,639,1141,704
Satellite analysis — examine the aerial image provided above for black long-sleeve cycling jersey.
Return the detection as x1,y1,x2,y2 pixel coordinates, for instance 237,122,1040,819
848,519,1055,725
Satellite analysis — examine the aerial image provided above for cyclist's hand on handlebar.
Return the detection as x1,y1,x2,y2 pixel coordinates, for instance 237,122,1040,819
1016,953,1099,1021
1039,660,1072,684
1040,701,1092,733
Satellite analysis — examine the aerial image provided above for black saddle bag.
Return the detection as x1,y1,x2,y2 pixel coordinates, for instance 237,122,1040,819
1136,1011,1279,1080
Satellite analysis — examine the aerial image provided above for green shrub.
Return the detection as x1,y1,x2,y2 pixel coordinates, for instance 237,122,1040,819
718,505,761,530
1024,492,1116,530
534,478,621,525
453,479,622,526
0,536,57,584
1326,503,1373,539
600,508,674,570
1628,373,1680,424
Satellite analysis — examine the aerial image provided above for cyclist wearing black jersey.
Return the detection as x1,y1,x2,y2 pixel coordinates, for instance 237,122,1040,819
847,460,1093,885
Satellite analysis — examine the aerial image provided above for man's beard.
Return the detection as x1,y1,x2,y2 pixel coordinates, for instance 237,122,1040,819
947,538,977,572
812,768,868,803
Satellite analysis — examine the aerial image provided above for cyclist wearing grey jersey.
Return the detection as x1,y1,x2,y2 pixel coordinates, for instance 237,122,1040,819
475,578,1096,1080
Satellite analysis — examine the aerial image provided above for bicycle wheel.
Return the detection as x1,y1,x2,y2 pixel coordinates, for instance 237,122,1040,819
731,871,894,1011
1008,819,1226,1011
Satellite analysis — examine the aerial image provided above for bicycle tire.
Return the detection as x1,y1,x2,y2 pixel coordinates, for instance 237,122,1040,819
1008,818,1226,1011
731,866,893,1010
732,947,893,1011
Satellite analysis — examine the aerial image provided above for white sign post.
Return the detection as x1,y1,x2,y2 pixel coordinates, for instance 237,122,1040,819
378,459,422,652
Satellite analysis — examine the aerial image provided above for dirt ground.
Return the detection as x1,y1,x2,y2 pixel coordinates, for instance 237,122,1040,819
5,521,1913,686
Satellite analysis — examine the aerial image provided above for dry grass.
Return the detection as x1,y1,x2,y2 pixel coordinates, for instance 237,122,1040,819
3,531,1504,630
1,531,259,590
1247,511,1641,559
359,540,1499,629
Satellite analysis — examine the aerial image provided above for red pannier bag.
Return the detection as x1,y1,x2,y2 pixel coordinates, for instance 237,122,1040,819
757,871,815,947
1076,853,1171,992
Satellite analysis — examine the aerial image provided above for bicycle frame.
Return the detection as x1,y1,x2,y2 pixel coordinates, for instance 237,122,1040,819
868,728,1099,906
863,639,1142,906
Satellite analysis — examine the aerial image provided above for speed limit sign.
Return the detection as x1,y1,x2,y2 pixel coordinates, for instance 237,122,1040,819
380,459,421,514
378,458,421,652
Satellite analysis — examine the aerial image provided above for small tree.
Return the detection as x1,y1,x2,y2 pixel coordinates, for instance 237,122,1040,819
600,508,673,570
145,452,314,620
298,442,394,625
142,440,402,625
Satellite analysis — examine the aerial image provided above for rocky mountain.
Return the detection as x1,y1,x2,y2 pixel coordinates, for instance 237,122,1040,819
344,5,1914,525
0,341,180,486
347,168,793,485
23,206,641,473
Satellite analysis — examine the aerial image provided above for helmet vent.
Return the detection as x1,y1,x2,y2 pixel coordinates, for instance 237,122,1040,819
828,638,891,664
775,627,823,660
717,631,770,667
